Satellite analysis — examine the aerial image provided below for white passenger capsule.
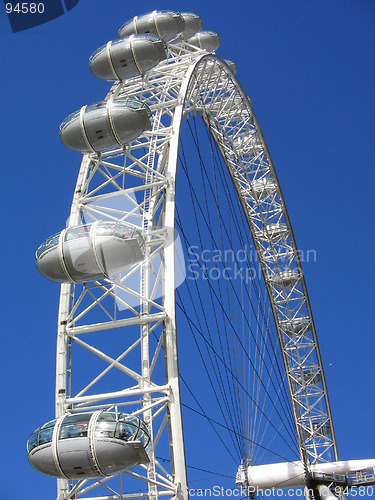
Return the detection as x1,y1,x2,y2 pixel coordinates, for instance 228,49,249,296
268,269,300,288
291,367,322,385
180,12,203,39
250,178,276,196
257,223,288,241
224,59,237,74
280,317,311,335
35,221,145,283
118,10,184,42
89,34,168,81
303,421,331,439
234,131,262,154
59,97,152,153
186,30,220,52
27,411,150,479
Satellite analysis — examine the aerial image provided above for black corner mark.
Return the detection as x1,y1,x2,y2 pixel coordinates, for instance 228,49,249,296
3,0,80,33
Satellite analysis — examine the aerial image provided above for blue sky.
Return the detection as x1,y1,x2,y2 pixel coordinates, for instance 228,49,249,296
1,1,374,498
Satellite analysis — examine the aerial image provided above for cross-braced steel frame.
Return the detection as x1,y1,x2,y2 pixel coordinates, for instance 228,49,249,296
54,40,337,500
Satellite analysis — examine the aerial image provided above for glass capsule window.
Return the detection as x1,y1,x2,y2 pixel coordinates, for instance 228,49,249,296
114,423,137,440
137,419,151,449
122,414,140,428
112,38,125,47
89,43,107,61
35,242,46,259
114,97,141,110
110,35,162,46
144,33,161,42
64,225,91,242
94,221,136,239
95,221,115,237
59,109,80,131
86,101,106,113
143,104,152,120
27,418,57,452
135,231,146,254
109,97,153,121
161,10,179,16
143,104,153,120
97,412,117,422
35,232,60,259
59,413,91,440
115,32,165,45
27,432,38,453
113,222,135,239
118,18,133,34
135,33,168,51
95,412,134,440
122,414,150,449
95,421,117,439
95,412,150,449
39,424,54,445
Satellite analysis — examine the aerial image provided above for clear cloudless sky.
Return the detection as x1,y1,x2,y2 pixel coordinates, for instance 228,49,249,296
0,1,374,498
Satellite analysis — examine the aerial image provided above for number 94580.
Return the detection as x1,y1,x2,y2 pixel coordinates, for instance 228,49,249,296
6,3,45,14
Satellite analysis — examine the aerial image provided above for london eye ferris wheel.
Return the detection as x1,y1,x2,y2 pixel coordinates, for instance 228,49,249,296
25,9,375,500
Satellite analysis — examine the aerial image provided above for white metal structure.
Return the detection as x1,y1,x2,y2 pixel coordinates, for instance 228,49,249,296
39,14,374,500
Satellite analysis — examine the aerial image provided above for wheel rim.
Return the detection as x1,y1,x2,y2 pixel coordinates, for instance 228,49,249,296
50,37,337,500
